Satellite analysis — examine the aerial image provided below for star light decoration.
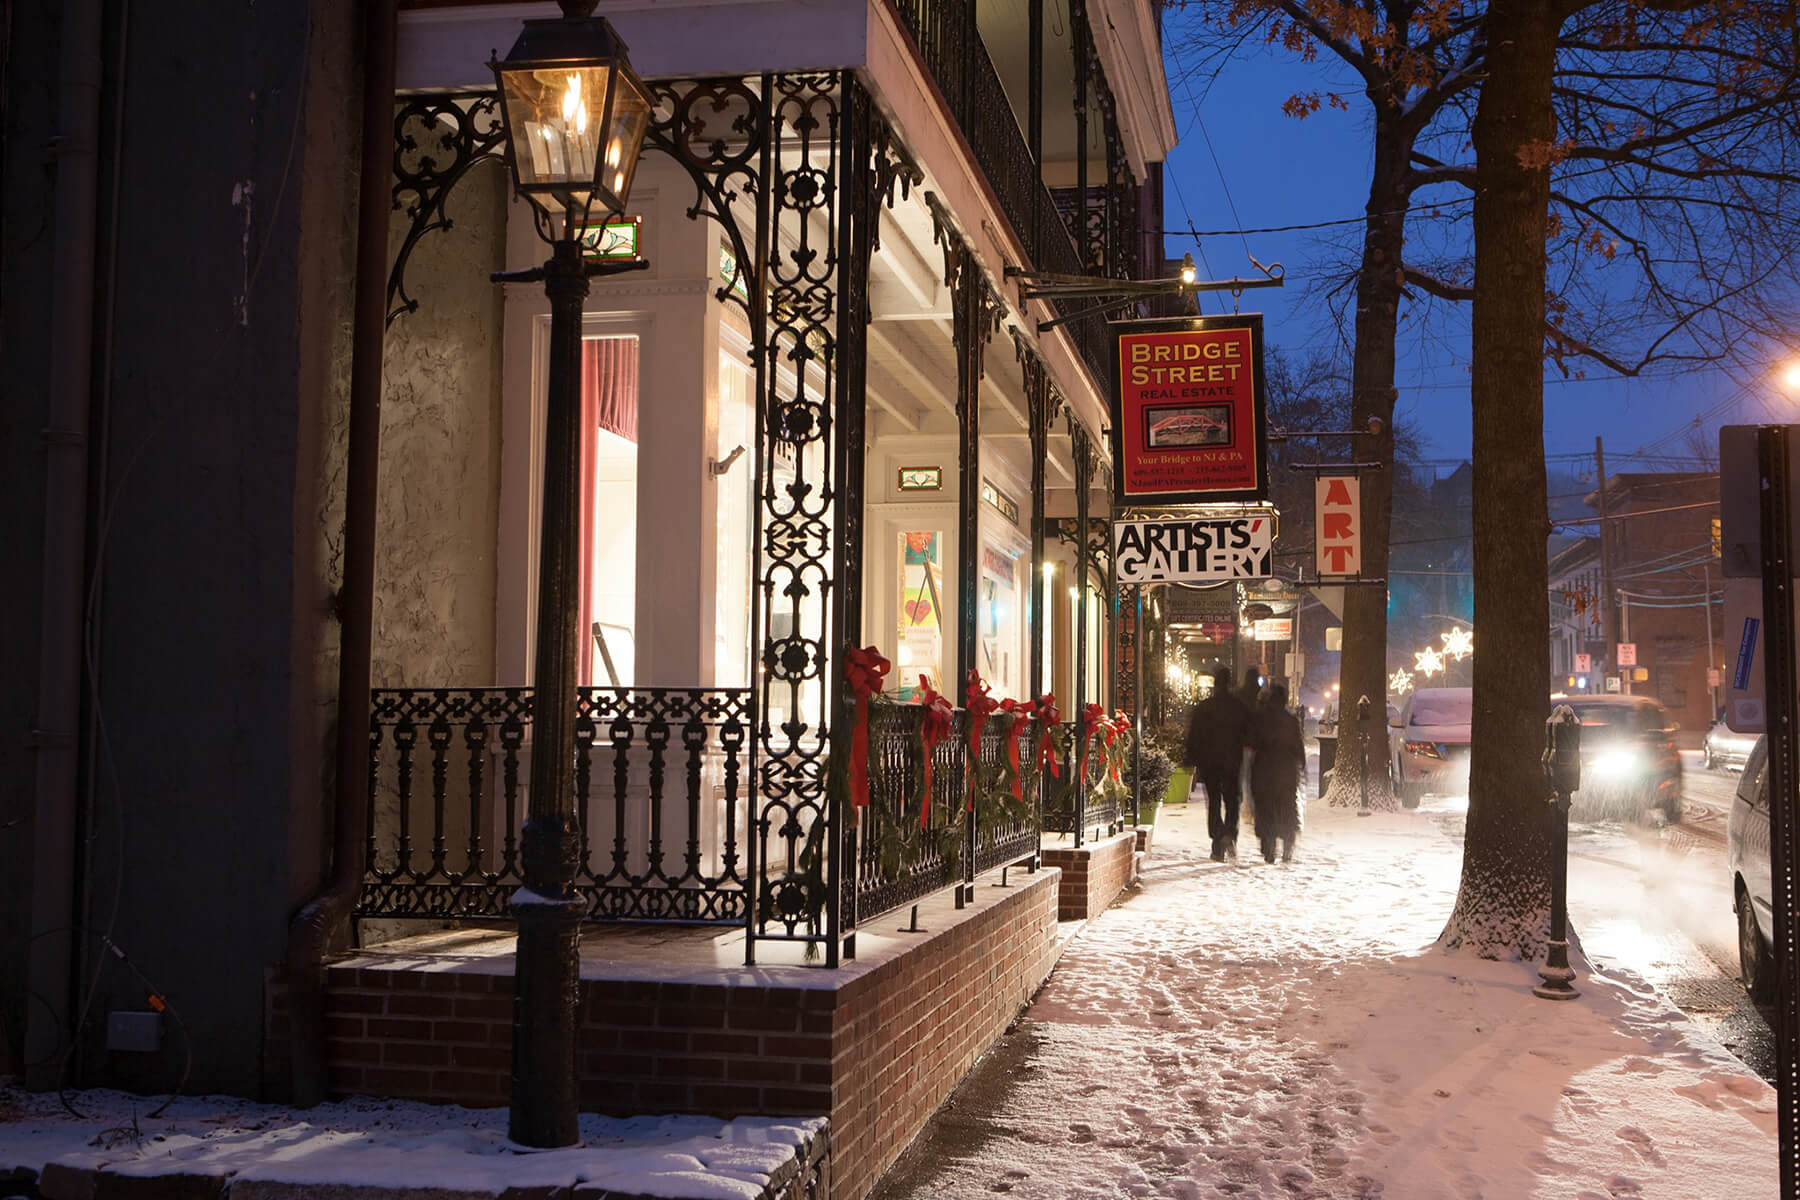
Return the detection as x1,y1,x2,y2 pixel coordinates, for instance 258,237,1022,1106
1389,669,1414,696
1440,626,1474,662
1414,646,1446,678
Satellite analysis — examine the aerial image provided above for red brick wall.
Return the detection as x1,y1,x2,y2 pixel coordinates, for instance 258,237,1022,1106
312,867,1062,1200
1041,830,1137,920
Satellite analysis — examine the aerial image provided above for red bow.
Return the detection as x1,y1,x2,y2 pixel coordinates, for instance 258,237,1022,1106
999,698,1033,799
915,676,955,827
965,671,1001,812
1082,703,1108,786
1035,693,1061,778
843,646,890,808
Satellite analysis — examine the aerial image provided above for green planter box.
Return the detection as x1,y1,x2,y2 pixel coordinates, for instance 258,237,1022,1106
1165,766,1193,805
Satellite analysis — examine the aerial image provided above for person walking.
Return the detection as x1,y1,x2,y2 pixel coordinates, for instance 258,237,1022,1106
1185,666,1251,861
1250,683,1305,863
1236,667,1264,830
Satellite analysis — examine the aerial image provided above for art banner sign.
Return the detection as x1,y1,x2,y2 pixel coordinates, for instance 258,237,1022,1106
1113,513,1275,585
1314,475,1362,577
1107,314,1269,506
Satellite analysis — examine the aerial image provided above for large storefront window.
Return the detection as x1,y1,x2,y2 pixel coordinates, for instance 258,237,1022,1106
581,335,639,686
980,548,1023,699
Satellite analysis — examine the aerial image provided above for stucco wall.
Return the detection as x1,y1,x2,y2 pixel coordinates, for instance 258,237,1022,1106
372,150,507,688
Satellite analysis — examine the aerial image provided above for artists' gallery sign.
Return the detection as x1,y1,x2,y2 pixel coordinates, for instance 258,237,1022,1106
1113,513,1275,585
1107,314,1270,506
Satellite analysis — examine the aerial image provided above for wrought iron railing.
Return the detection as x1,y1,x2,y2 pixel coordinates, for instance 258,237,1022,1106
886,0,1129,386
1040,721,1130,844
851,701,1044,923
360,687,752,926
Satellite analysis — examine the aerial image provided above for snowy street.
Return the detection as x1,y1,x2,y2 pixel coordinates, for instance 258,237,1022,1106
873,783,1777,1199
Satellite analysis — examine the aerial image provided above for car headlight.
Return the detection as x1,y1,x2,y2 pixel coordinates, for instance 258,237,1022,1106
1592,747,1640,779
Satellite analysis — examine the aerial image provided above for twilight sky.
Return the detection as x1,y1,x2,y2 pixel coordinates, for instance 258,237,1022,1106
1154,25,1779,474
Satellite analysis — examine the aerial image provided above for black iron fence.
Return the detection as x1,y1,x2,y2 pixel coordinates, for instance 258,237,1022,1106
851,701,1044,924
360,687,753,926
360,685,1048,939
1040,720,1130,844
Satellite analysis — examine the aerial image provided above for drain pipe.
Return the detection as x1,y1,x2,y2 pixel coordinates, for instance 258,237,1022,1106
24,0,103,1088
285,0,396,1107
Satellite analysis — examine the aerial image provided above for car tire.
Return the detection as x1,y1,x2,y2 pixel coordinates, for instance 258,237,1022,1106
1739,883,1776,1004
1397,779,1422,809
1660,787,1683,824
1704,745,1716,770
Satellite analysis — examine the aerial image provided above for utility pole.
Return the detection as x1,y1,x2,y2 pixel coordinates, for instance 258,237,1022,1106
1704,561,1718,719
1595,436,1618,693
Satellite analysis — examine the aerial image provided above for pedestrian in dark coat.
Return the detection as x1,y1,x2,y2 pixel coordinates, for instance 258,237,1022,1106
1184,666,1251,861
1250,683,1305,863
1236,667,1264,827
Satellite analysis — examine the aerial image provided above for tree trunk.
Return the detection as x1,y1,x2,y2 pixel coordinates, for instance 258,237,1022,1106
1438,0,1558,958
1324,107,1409,811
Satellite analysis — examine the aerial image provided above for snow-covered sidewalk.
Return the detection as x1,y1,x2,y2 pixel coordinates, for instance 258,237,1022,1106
876,800,1778,1199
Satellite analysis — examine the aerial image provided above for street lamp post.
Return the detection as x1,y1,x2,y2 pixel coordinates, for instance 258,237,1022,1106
1536,705,1582,1001
487,0,651,1149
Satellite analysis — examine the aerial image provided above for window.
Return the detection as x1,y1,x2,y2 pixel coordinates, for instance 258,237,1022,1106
897,531,946,698
580,335,639,687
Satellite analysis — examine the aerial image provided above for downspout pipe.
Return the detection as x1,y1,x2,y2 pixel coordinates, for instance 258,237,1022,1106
24,0,103,1088
285,0,395,1107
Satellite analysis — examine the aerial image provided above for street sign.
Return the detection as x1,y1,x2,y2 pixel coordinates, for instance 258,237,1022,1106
1112,512,1275,585
1315,476,1362,577
1605,676,1622,693
1616,642,1637,667
1253,618,1292,641
1107,315,1270,505
1573,653,1592,673
1707,667,1722,688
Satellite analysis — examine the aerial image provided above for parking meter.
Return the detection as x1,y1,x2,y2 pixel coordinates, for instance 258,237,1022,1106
1542,705,1581,799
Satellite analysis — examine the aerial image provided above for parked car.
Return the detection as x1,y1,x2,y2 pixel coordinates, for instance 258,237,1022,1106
1727,735,1774,1001
1390,687,1471,808
1557,694,1683,823
1705,719,1757,772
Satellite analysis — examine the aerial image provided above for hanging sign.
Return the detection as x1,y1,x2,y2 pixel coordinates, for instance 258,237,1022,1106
1315,475,1362,577
1112,512,1275,585
1108,314,1269,506
1253,618,1292,641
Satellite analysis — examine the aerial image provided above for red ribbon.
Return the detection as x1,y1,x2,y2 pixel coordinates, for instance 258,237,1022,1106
1082,703,1107,786
1035,693,1061,778
965,670,1001,812
843,646,891,808
1000,698,1032,799
915,676,955,827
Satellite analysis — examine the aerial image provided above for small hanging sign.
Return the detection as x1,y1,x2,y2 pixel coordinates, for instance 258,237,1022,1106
1107,314,1269,506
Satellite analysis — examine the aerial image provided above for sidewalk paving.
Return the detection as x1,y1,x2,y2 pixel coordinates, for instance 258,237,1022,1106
872,799,1778,1199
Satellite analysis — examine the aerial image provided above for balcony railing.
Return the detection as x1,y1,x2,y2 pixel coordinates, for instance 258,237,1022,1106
887,0,1131,385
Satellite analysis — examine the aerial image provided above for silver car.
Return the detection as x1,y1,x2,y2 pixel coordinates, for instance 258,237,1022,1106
1727,736,1773,1001
1705,719,1756,771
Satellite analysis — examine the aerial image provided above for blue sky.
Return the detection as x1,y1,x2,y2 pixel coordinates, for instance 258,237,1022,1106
1155,29,1776,471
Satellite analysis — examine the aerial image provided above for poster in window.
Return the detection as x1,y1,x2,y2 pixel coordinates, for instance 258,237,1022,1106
1107,314,1269,505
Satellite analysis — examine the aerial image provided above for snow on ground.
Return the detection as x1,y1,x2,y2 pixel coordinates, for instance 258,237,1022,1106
885,800,1777,1200
0,1088,824,1200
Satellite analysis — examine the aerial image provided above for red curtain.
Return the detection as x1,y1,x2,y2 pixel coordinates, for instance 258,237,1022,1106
577,337,639,685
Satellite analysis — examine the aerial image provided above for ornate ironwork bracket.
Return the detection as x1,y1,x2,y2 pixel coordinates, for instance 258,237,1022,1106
388,93,508,327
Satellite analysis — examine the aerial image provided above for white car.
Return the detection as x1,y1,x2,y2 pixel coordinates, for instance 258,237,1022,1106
1389,687,1472,809
1727,735,1773,1000
1705,719,1756,772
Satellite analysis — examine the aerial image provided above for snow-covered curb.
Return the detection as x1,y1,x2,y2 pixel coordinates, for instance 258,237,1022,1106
0,1088,825,1200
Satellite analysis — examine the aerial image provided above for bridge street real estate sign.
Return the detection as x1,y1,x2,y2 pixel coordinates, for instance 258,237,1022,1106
1113,512,1276,585
1107,314,1270,506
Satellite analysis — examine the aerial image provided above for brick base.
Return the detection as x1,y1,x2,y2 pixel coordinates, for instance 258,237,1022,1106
1039,830,1138,920
305,866,1062,1200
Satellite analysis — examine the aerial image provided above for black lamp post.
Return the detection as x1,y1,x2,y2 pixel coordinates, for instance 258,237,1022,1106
488,0,651,1149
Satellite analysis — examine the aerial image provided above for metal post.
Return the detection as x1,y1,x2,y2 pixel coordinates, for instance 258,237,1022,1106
509,237,590,1149
1356,695,1370,816
1536,705,1581,1000
1073,421,1091,847
1755,426,1800,1196
1704,562,1718,719
1132,586,1144,827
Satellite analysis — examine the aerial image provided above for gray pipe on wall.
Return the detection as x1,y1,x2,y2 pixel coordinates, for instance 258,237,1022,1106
24,0,104,1088
285,0,397,1107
